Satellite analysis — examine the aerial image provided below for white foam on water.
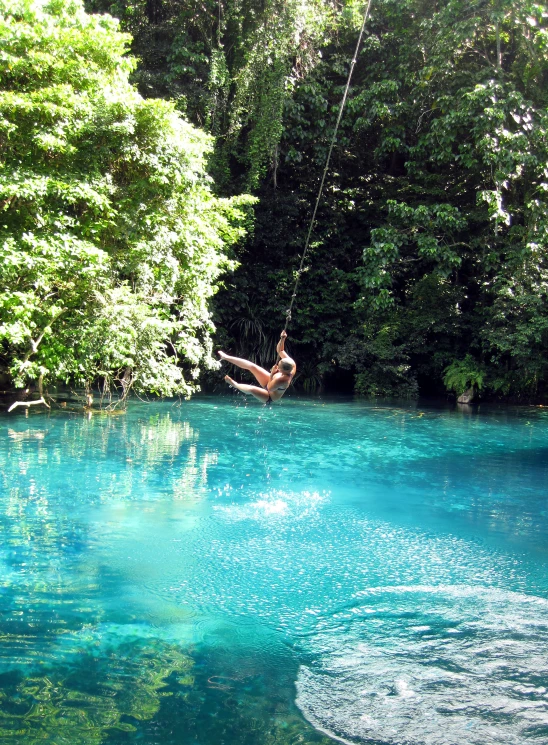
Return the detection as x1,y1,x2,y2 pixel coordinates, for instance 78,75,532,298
296,585,548,745
213,489,327,523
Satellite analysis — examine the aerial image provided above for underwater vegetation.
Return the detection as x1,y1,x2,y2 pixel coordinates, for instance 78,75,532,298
0,633,194,744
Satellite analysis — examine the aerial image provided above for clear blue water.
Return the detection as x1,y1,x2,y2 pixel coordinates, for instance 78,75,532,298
1,396,548,745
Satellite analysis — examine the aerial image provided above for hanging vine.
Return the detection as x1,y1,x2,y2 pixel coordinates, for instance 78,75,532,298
224,0,331,190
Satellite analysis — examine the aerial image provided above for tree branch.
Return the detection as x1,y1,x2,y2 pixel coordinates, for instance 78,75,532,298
8,397,50,413
23,308,67,364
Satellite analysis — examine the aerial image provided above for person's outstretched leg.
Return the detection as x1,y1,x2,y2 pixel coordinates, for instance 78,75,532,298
218,351,270,388
224,376,270,403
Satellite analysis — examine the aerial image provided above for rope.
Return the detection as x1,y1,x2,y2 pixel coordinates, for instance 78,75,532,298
284,0,373,329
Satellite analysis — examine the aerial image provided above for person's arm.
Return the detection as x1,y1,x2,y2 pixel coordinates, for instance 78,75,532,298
277,330,289,359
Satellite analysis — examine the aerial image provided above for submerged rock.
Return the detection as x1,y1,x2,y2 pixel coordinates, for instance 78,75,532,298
457,387,475,403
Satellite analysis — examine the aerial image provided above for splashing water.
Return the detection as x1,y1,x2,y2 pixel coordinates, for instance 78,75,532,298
296,585,548,745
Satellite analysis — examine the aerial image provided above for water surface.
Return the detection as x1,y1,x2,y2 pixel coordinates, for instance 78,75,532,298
1,397,547,744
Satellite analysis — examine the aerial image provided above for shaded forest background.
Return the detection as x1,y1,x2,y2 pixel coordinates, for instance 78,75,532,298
2,0,548,402
86,0,548,400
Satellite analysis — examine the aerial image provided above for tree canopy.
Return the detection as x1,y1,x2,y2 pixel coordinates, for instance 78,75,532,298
0,0,253,401
207,0,548,400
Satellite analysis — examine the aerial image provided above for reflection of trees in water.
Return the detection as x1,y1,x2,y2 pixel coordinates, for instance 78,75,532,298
132,414,197,464
132,413,219,500
2,430,101,634
0,414,219,634
0,416,208,744
0,415,216,713
0,636,194,744
0,450,106,671
172,443,218,501
0,413,319,744
3,412,218,506
1,414,220,576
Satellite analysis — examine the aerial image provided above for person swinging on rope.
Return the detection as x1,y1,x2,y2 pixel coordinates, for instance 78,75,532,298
218,330,296,404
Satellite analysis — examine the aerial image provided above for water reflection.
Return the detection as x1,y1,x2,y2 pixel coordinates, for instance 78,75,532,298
3,399,548,555
0,633,194,744
0,410,220,693
2,411,218,505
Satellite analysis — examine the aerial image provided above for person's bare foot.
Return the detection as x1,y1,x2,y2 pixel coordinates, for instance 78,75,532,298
218,351,228,360
224,375,235,387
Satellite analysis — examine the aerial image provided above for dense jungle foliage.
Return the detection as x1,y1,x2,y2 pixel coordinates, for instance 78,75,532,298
2,0,548,401
0,0,253,402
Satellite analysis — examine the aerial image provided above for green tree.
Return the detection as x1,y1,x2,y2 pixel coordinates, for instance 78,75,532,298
363,1,548,398
0,0,254,401
86,0,334,191
216,0,548,400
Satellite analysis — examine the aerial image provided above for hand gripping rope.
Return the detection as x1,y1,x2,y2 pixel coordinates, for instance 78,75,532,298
284,0,373,330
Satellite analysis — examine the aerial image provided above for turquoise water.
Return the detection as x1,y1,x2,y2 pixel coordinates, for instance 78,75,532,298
1,397,548,744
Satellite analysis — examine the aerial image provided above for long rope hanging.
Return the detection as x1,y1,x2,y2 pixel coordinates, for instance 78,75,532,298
284,0,373,329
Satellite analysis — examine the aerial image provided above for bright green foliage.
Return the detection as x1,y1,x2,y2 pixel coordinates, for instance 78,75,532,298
0,0,253,398
38,0,548,401
352,0,548,398
214,0,330,190
443,355,486,397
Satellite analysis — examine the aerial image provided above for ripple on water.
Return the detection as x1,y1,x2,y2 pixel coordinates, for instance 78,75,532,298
296,585,548,745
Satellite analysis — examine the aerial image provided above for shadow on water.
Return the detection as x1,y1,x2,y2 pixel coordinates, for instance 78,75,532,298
131,637,334,745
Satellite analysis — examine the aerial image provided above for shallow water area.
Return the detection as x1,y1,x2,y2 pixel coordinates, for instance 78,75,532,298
1,395,547,744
